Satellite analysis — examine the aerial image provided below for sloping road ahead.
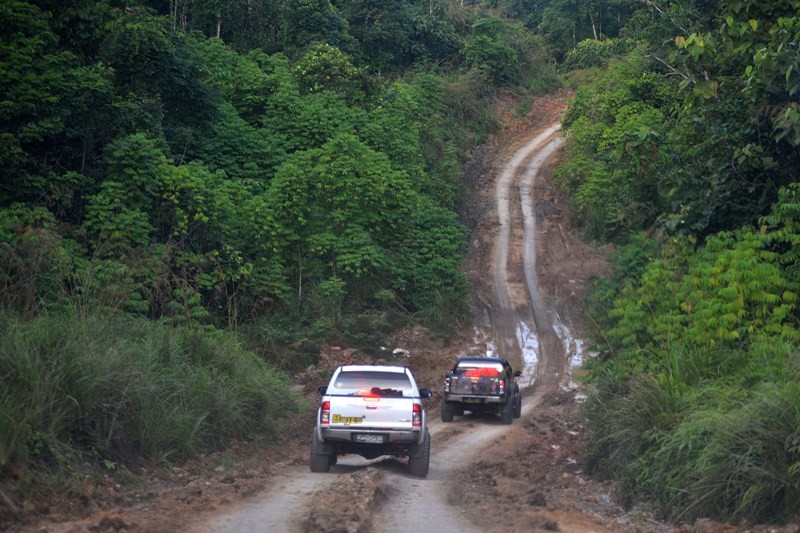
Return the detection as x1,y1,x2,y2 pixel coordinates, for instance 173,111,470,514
191,122,569,533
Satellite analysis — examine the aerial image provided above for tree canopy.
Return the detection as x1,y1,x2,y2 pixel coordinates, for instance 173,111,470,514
3,0,563,346
552,0,800,523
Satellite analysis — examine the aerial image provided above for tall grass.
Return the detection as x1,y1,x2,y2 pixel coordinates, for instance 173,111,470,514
415,287,471,335
658,381,800,522
0,310,297,472
584,345,800,524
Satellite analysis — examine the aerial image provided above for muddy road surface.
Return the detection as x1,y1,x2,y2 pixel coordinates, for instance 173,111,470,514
189,93,607,533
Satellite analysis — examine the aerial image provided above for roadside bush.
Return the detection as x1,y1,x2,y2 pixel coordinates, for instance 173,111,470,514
527,60,561,96
563,38,637,71
583,203,800,523
587,231,658,334
659,379,800,522
0,204,75,315
441,66,499,147
0,311,296,472
584,342,800,523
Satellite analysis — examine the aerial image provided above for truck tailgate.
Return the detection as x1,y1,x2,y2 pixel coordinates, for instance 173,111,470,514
449,376,501,395
328,396,415,430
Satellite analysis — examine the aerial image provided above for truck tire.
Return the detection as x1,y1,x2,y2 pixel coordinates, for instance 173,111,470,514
309,429,331,473
500,397,513,424
408,429,430,477
441,399,454,422
513,386,522,418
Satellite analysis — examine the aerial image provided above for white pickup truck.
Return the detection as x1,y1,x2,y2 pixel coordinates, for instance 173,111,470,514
310,365,432,477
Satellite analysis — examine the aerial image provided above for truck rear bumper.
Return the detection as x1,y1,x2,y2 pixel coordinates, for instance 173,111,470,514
444,394,506,404
319,427,423,445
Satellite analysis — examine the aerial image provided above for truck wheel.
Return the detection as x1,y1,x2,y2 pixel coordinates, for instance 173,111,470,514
309,429,331,473
408,429,430,477
513,386,522,418
441,399,454,422
500,398,513,424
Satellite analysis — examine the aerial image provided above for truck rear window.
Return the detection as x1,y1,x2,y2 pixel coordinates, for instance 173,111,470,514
333,371,413,397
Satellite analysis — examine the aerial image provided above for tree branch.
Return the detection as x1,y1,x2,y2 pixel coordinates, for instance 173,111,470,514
643,53,691,81
636,0,689,35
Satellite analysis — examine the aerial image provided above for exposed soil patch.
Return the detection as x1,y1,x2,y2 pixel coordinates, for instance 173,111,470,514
448,388,655,533
301,469,387,533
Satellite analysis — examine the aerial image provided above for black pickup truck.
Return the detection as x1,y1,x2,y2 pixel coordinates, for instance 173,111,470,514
440,356,522,424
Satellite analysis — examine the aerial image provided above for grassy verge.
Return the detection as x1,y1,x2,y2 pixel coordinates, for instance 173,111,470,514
0,310,297,479
583,345,800,524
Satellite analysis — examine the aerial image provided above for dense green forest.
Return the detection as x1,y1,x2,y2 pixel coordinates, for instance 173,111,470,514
0,0,559,509
552,0,800,524
2,0,799,526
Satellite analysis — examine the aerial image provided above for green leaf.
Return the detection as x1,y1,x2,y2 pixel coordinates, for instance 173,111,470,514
692,80,719,99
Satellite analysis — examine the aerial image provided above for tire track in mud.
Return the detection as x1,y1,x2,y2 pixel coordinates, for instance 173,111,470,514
492,124,562,371
491,123,567,395
518,133,567,396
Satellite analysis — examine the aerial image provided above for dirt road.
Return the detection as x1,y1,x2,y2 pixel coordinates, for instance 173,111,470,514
191,106,584,532
16,91,649,533
188,91,790,533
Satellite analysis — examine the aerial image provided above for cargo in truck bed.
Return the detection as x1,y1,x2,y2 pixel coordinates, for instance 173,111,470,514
441,356,522,424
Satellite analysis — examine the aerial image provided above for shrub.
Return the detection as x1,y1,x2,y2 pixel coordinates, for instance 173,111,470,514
584,343,800,523
0,311,296,472
563,38,638,71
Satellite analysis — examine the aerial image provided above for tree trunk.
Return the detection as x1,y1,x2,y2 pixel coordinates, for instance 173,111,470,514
589,11,598,40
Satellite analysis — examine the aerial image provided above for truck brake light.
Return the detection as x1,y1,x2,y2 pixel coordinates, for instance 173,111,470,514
320,400,330,425
444,376,450,392
412,403,422,427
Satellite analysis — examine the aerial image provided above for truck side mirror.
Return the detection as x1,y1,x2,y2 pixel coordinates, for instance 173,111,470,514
316,386,327,395
419,388,432,398
514,371,522,377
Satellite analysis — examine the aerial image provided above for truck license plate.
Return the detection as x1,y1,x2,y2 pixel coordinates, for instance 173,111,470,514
354,433,386,444
464,398,483,404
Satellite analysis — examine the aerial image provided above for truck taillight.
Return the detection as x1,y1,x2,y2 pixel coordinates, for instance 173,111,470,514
412,403,422,427
498,380,505,395
444,376,450,392
320,400,330,425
